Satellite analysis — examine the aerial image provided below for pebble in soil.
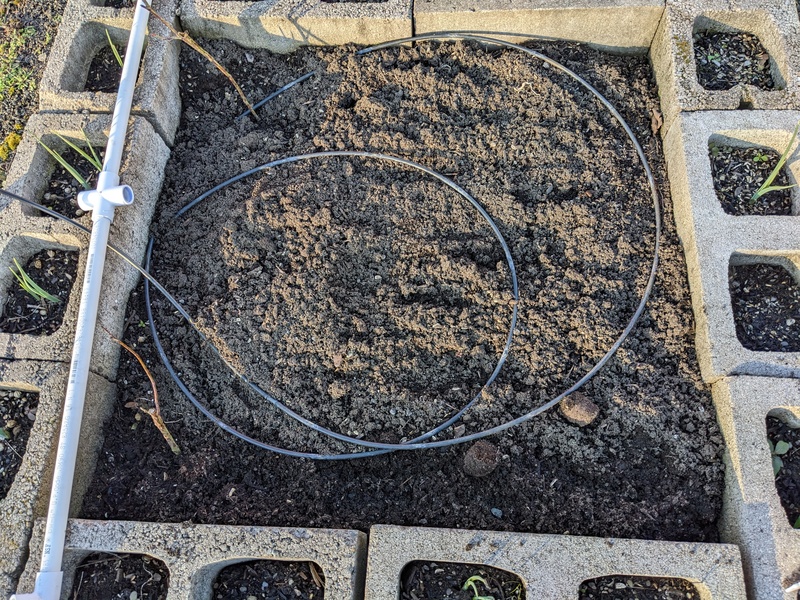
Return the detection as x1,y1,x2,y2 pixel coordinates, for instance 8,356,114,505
0,389,38,500
69,552,169,600
579,575,700,599
709,143,794,216
729,262,800,352
84,44,124,93
0,249,79,335
38,145,99,219
767,415,800,528
400,562,524,600
693,30,775,92
212,560,324,600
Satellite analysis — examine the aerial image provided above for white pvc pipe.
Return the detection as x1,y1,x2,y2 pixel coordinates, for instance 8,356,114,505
11,2,150,599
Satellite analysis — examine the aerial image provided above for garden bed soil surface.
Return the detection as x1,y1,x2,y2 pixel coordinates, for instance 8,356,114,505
693,30,774,92
212,560,324,600
69,552,169,600
84,39,726,543
0,389,38,500
768,415,800,527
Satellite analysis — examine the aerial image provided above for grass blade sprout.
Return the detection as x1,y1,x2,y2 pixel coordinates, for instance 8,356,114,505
105,29,124,68
37,136,100,190
752,122,800,202
10,258,60,304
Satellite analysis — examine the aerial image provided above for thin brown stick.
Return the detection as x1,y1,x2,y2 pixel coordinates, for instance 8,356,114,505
142,1,258,119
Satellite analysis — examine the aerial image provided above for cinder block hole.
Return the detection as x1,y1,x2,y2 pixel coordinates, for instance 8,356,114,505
320,0,389,3
90,0,135,7
34,140,103,220
729,257,800,352
708,138,795,216
400,561,525,600
766,411,800,528
212,560,325,600
578,575,700,598
0,242,80,336
0,388,39,501
70,552,170,599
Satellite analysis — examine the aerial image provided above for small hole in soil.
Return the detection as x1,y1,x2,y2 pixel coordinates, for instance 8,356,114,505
400,561,525,600
212,560,325,600
729,261,800,352
693,30,775,91
579,575,700,598
85,44,125,93
70,552,169,600
708,143,793,216
35,146,100,219
0,389,39,501
767,414,800,528
0,249,79,335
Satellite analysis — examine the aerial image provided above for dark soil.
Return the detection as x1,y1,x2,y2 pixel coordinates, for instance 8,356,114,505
693,30,774,92
212,560,324,600
729,262,800,352
103,0,135,7
579,576,700,599
83,40,726,543
85,45,123,93
709,144,793,216
0,249,78,335
39,146,98,219
0,389,38,500
400,562,523,600
767,415,800,528
69,552,169,600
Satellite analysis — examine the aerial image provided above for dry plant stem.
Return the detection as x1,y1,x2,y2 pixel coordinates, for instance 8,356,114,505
102,325,181,454
141,1,258,119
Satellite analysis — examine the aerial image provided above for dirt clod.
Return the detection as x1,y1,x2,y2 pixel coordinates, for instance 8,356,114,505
463,440,500,477
559,392,600,427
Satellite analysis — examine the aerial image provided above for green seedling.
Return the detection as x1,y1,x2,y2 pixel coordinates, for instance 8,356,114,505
463,576,495,600
752,150,770,163
10,258,60,304
0,427,9,441
751,122,800,203
770,439,791,475
105,29,124,68
794,515,800,529
38,129,102,190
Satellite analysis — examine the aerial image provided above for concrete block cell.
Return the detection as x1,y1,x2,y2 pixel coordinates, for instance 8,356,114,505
38,0,181,145
0,361,115,599
662,110,800,381
179,0,412,53
713,377,800,600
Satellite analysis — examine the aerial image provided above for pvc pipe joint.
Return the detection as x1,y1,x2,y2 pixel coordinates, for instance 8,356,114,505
77,183,134,222
10,571,63,600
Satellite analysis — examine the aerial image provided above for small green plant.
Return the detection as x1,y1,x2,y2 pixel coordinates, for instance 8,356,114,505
770,439,791,475
794,515,800,529
37,128,102,190
10,258,60,304
751,122,800,203
0,426,9,441
463,576,495,600
0,25,36,101
105,29,124,68
752,150,770,163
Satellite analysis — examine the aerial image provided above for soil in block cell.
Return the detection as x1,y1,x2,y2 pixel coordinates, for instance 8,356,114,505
693,27,775,92
96,0,135,7
729,259,800,352
579,575,701,598
69,552,169,600
709,140,794,216
85,32,126,93
212,560,325,600
767,412,800,528
0,248,79,335
400,562,524,600
0,388,38,500
37,144,101,219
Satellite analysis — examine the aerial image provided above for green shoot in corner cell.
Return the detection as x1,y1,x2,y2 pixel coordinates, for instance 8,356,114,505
10,258,60,304
770,439,791,475
37,128,102,191
751,122,800,203
105,29,124,68
463,575,495,600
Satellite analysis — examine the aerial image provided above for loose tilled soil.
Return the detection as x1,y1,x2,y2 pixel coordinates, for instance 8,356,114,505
0,249,78,335
578,576,700,599
768,415,800,527
0,389,38,500
693,31,774,92
69,552,169,600
212,560,324,600
85,45,123,94
400,562,523,600
39,145,98,219
709,143,793,216
729,262,800,352
84,40,726,543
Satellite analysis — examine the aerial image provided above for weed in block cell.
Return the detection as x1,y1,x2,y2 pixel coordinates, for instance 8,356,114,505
0,389,39,500
401,562,524,600
694,30,775,92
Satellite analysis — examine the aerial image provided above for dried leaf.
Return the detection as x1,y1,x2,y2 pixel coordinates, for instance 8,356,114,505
650,108,663,135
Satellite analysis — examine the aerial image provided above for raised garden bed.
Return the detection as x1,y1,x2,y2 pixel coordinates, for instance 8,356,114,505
693,30,774,92
0,389,38,500
69,552,170,600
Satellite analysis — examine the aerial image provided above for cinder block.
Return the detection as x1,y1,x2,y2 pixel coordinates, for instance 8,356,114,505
19,519,367,600
365,525,746,600
414,0,664,54
179,0,412,52
0,361,115,598
662,110,800,382
39,0,181,145
651,0,800,136
713,377,800,600
1,112,170,380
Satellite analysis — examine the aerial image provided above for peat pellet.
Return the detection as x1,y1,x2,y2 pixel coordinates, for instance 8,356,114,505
463,440,500,477
559,392,599,427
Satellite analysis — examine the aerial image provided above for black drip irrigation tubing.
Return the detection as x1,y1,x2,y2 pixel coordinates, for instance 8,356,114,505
0,33,662,460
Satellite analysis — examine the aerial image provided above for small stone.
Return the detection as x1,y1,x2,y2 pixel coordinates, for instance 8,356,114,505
615,583,626,590
75,209,85,217
245,52,254,63
463,440,499,477
559,392,600,427
490,507,503,518
130,592,138,600
787,318,796,326
248,596,257,600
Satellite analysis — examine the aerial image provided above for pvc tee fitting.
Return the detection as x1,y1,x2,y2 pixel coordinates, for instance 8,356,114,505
77,183,134,221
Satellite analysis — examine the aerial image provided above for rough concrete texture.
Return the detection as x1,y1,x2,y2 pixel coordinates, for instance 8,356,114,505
38,0,181,145
414,0,663,54
1,112,170,380
179,0,412,52
713,377,800,599
19,519,367,600
651,0,800,136
365,525,746,600
0,361,115,598
662,110,800,382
